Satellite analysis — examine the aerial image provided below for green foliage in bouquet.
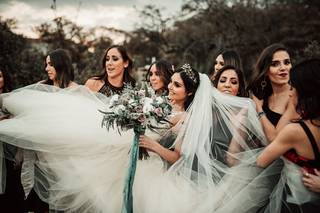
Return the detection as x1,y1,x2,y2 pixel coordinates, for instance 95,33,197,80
100,84,172,160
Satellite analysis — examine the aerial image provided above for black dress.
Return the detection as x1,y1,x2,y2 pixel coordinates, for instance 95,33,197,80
98,80,124,97
281,121,320,213
0,144,25,213
262,101,282,126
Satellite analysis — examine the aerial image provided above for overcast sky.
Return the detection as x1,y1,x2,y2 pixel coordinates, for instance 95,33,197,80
0,0,184,38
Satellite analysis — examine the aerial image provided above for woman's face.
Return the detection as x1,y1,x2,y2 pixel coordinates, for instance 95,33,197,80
217,69,240,96
168,73,187,104
0,71,4,90
45,55,57,81
267,50,292,86
105,48,128,79
149,64,165,92
214,54,224,74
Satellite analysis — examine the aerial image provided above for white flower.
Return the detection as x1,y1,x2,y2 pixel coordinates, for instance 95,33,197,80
110,94,119,106
143,97,154,113
155,97,164,105
128,99,135,105
114,104,126,115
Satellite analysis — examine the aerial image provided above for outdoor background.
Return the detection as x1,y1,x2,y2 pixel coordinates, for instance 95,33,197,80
1,0,320,88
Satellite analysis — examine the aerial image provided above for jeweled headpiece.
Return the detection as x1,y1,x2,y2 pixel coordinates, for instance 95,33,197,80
181,64,197,83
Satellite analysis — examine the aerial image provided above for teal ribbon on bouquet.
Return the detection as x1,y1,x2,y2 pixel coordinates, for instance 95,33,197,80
121,126,146,213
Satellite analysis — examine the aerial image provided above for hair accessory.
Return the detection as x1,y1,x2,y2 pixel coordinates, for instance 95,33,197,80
181,64,197,83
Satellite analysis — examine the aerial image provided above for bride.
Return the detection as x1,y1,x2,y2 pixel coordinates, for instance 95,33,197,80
1,64,274,212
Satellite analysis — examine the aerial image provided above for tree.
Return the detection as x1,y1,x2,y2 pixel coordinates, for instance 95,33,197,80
0,17,46,88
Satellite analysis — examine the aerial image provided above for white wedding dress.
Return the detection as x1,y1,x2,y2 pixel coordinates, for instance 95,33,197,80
0,83,200,212
0,75,318,213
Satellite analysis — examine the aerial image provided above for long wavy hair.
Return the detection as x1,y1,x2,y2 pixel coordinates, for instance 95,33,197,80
43,49,74,88
175,64,200,110
94,45,135,86
146,59,174,95
209,49,243,78
247,43,289,100
213,65,248,97
290,58,320,126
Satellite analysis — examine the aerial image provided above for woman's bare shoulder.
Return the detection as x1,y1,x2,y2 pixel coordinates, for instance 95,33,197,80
85,78,103,91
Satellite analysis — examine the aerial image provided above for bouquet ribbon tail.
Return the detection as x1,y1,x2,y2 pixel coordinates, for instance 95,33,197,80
121,131,140,213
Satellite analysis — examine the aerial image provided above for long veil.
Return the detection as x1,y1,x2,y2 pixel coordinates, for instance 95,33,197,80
165,74,282,212
0,75,317,212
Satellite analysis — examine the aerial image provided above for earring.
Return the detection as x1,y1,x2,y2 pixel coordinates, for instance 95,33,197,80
261,77,267,91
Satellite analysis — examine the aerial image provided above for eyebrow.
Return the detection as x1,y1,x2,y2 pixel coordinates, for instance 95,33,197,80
221,76,238,80
271,58,290,62
172,80,183,85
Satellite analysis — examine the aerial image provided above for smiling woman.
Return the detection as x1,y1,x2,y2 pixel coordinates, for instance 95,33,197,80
247,43,299,142
146,59,174,96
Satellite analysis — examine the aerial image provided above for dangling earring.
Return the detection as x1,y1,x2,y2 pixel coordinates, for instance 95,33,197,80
261,77,267,91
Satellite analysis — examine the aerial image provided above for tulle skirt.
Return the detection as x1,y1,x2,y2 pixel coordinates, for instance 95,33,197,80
0,84,319,213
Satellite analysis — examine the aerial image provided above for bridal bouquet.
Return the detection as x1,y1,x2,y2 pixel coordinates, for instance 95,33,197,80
100,85,172,213
100,84,172,159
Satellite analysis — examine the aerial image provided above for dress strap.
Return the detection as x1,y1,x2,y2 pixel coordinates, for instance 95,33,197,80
297,120,320,163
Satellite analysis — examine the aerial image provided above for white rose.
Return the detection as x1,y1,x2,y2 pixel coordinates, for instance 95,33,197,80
143,98,154,113
155,97,164,105
110,94,119,105
114,104,126,115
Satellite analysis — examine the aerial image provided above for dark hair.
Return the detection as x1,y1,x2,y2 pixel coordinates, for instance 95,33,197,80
247,43,289,100
213,65,248,97
146,59,174,95
175,64,200,110
0,67,13,92
43,49,74,88
95,45,135,86
290,58,320,124
209,49,242,78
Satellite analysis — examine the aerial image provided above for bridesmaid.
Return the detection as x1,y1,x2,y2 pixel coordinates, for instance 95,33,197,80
247,43,299,142
257,58,320,212
24,49,77,213
85,45,135,96
146,59,174,96
213,65,248,97
0,66,25,213
209,49,242,82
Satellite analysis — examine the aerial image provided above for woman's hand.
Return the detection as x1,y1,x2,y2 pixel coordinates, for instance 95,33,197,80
302,169,320,193
139,135,160,153
252,95,264,113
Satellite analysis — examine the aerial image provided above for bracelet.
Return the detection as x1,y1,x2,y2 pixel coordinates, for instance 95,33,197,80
257,111,266,119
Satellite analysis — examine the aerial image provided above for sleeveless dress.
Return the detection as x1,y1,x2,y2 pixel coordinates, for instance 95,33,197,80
98,80,124,97
281,120,320,212
262,101,282,126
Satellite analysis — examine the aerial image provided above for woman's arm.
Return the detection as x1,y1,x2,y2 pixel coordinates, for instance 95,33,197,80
226,108,248,166
252,95,278,142
139,135,180,164
256,123,298,168
252,95,298,142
